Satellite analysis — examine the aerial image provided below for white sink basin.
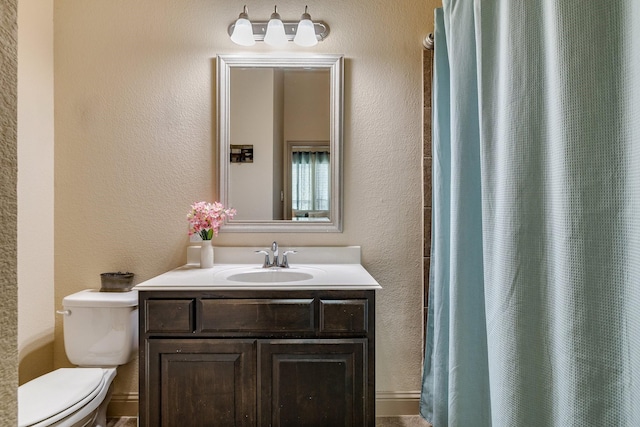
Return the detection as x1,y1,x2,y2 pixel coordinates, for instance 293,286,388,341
215,266,325,284
226,270,314,283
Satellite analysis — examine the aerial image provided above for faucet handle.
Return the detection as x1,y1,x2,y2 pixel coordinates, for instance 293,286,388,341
255,250,270,268
280,250,297,268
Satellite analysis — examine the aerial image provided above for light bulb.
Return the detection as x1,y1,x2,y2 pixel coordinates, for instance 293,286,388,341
294,6,318,47
230,6,255,46
264,6,288,47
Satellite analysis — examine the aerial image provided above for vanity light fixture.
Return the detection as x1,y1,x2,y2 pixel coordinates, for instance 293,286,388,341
264,6,288,47
228,5,330,46
230,5,255,46
293,6,318,47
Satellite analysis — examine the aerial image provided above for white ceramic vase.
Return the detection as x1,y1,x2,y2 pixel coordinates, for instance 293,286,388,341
200,239,214,268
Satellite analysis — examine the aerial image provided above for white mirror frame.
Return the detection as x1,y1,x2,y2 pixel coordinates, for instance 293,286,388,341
217,54,344,233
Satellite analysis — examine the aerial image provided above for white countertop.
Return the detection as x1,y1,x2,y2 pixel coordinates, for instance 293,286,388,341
134,246,381,291
134,263,381,291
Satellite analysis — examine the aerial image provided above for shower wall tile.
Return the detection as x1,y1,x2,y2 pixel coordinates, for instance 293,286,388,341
424,120,432,159
423,50,433,158
423,48,433,345
423,207,431,257
423,159,432,208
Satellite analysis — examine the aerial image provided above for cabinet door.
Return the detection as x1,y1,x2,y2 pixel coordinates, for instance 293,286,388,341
146,339,256,427
258,339,367,427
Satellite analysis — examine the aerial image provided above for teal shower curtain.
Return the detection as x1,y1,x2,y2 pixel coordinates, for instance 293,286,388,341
421,1,640,426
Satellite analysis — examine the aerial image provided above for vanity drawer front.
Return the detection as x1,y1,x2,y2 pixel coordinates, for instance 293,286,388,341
319,299,369,333
145,299,194,333
199,299,315,333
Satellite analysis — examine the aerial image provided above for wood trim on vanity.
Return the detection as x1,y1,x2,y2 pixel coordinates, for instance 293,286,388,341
107,392,423,418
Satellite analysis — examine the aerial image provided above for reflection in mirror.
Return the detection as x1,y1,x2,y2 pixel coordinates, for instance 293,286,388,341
229,68,329,221
288,141,330,221
217,55,343,232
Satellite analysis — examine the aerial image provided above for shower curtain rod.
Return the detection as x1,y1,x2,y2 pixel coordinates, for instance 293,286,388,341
423,33,434,50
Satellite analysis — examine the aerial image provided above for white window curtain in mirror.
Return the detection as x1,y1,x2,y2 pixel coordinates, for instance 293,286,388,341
421,1,640,426
291,151,330,212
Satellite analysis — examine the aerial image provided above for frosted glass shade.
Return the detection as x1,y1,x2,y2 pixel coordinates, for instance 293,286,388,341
294,18,317,46
264,16,287,47
230,17,255,46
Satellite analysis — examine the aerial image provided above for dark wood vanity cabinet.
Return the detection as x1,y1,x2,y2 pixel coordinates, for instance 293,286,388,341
139,290,375,427
146,339,257,425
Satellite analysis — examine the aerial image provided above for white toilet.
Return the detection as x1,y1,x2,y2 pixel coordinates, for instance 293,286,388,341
18,289,138,427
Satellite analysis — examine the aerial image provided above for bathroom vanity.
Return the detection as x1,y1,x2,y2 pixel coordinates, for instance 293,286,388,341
135,246,380,427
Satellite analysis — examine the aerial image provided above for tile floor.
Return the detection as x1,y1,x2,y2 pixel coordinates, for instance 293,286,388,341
377,416,433,426
107,416,432,426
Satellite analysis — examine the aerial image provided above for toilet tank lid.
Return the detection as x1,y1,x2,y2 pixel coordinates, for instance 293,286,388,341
63,289,138,307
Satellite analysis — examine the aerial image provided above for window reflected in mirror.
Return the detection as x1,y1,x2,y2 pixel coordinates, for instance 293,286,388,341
289,143,330,221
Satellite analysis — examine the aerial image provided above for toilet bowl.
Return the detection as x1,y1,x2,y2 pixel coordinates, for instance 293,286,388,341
18,289,138,427
19,368,116,427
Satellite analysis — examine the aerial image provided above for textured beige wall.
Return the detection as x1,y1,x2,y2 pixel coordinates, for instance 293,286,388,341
0,0,18,423
54,0,440,410
17,0,55,384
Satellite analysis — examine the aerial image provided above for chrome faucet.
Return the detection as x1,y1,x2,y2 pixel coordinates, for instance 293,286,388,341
255,250,271,268
280,250,297,268
271,241,279,267
255,241,296,268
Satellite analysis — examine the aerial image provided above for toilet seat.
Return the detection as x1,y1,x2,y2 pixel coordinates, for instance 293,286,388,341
18,367,116,427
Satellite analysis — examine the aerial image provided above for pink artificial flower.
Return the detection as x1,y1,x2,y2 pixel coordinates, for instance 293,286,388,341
187,201,236,240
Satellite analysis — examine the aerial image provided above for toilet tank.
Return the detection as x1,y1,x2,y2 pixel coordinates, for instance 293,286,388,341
61,289,138,367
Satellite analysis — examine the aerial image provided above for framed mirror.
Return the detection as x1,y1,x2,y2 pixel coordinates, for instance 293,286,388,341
217,54,343,232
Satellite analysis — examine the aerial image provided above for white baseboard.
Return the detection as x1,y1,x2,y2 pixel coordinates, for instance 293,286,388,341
108,391,422,418
107,392,139,418
375,391,421,417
